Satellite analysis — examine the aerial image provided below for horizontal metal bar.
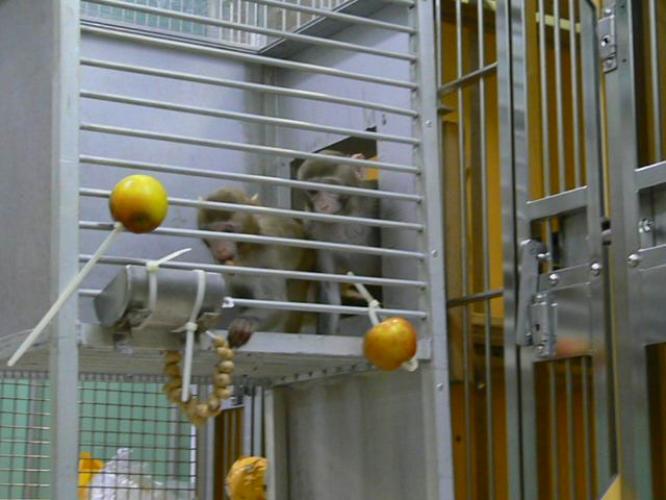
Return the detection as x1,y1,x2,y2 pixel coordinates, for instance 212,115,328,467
226,298,426,318
246,0,414,33
80,123,419,173
446,289,503,308
79,254,427,287
80,58,417,117
85,0,416,61
636,161,666,190
80,187,423,231
79,221,425,259
80,26,417,89
78,289,426,318
438,62,498,95
80,90,419,145
79,155,421,202
526,186,588,221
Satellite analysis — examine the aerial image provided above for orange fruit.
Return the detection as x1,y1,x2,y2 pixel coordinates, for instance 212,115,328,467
363,317,418,371
226,456,267,500
109,175,168,233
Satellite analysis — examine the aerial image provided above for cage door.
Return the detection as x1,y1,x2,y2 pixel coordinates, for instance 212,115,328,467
604,0,666,497
500,0,613,498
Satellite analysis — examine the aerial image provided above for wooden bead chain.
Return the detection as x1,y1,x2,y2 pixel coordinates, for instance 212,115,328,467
162,335,234,426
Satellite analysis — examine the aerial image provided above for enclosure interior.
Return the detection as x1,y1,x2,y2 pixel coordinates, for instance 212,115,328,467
0,1,439,499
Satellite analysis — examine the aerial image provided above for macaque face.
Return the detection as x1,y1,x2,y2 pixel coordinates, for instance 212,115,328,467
307,189,346,215
205,220,240,263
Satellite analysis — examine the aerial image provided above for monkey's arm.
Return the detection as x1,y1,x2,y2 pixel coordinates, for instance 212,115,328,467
227,276,289,347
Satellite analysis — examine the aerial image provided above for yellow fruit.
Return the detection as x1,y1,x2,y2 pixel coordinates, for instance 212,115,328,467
109,175,168,233
226,456,267,500
363,317,418,371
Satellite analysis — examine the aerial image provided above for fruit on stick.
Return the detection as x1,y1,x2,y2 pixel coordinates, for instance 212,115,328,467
363,317,418,371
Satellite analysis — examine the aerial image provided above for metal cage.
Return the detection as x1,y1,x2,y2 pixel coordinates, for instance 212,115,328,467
0,0,452,498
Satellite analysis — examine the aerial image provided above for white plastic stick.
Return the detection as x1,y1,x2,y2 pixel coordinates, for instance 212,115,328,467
181,329,195,402
179,270,206,402
8,222,124,367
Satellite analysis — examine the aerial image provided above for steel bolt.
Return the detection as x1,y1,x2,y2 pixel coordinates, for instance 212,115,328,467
536,344,545,355
628,253,641,267
590,262,602,276
548,273,559,286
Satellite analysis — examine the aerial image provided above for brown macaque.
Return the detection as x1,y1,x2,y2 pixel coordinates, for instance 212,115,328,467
297,150,380,334
198,188,314,347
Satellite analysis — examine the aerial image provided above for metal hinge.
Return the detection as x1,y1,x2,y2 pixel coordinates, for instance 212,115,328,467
598,6,617,73
515,239,557,358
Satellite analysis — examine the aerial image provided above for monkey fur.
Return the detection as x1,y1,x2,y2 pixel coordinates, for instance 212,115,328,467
198,188,314,347
297,150,380,334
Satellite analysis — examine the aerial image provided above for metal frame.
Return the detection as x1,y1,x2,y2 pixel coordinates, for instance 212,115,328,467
50,1,81,498
411,1,455,498
501,0,613,497
605,0,663,497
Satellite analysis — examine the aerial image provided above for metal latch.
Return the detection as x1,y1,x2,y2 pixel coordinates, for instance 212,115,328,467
515,239,557,358
599,7,616,73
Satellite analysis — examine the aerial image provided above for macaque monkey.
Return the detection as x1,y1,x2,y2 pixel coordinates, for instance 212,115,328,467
198,188,314,347
297,150,380,334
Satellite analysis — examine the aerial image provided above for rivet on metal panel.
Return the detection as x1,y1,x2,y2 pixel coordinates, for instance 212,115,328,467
627,253,642,267
437,383,444,391
590,262,603,276
548,273,559,287
638,218,654,233
425,120,432,127
431,249,438,257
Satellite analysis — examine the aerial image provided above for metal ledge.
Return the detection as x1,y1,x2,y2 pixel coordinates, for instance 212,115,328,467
1,323,431,384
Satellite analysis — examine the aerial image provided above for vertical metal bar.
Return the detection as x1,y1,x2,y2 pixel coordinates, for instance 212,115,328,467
569,0,582,187
243,389,253,455
581,357,593,500
253,386,263,456
648,0,663,161
553,0,566,192
455,2,472,494
538,0,554,267
579,0,613,491
477,1,494,498
264,387,287,500
496,0,525,495
413,1,455,498
565,359,576,499
51,1,80,498
605,0,651,485
548,362,560,499
539,0,552,197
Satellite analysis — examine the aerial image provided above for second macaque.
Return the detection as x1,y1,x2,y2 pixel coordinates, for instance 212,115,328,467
198,188,314,347
297,150,380,334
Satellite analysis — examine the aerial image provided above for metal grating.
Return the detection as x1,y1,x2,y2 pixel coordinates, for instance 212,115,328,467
437,1,505,498
81,0,350,50
0,373,203,499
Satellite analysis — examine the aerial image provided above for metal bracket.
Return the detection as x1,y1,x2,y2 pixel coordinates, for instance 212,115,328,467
515,239,546,346
529,295,557,358
515,239,558,358
599,7,617,73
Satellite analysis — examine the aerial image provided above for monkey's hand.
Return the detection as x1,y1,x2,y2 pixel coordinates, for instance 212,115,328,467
228,317,257,348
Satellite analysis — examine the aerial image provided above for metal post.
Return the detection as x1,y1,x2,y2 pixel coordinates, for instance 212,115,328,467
411,1,455,498
604,0,653,497
50,1,80,498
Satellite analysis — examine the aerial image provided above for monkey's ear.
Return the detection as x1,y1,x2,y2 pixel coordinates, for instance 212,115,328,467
351,153,365,160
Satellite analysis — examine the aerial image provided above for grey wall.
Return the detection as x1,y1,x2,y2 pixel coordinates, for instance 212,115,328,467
0,1,69,340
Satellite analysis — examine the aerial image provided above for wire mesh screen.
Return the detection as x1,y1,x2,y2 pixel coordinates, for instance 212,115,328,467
0,372,202,499
0,374,50,499
81,0,351,50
